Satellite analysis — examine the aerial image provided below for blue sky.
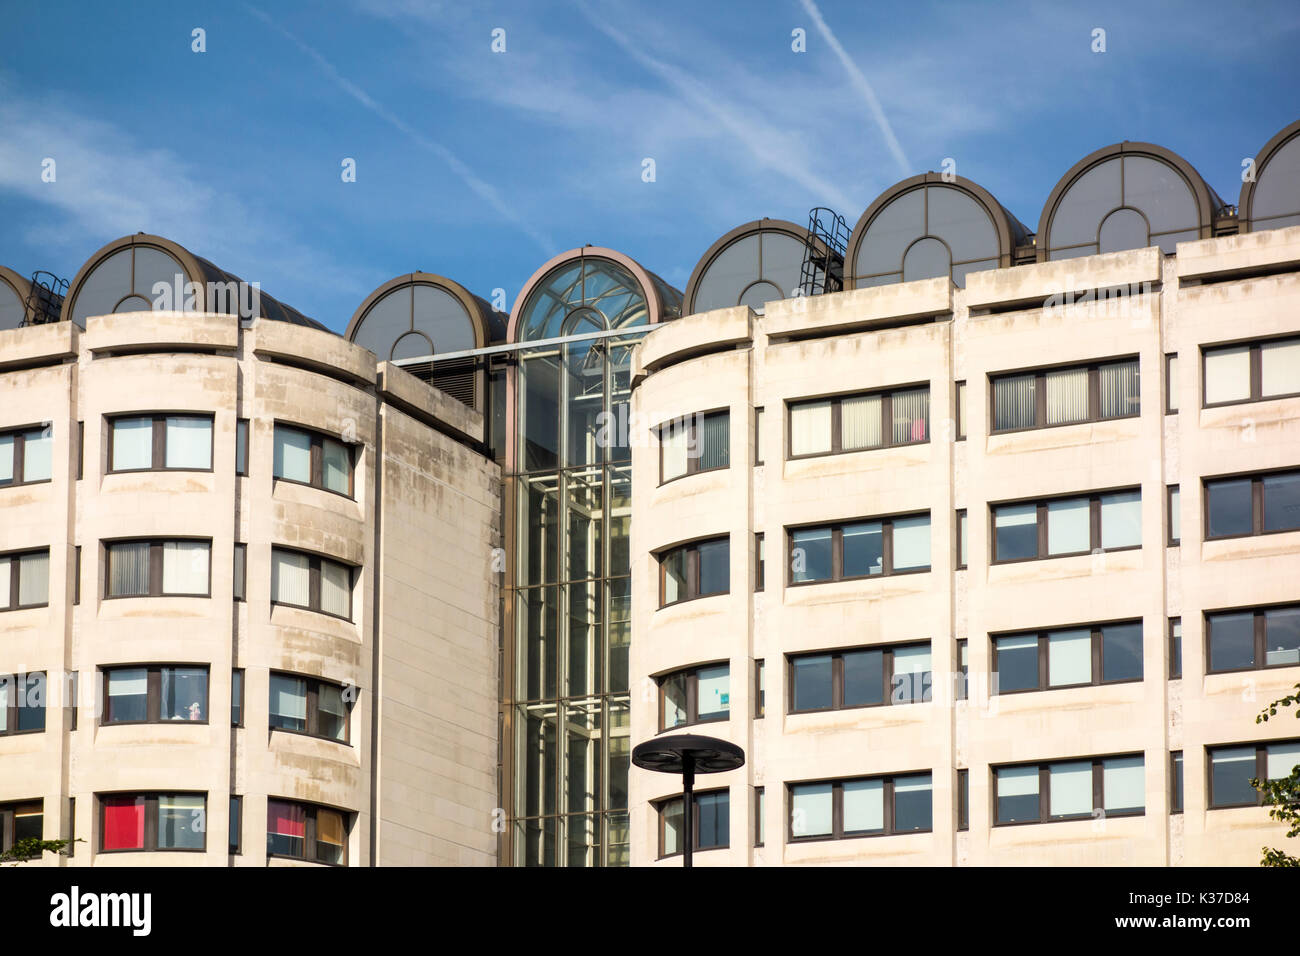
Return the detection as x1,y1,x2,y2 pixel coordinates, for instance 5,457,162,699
1,0,1297,332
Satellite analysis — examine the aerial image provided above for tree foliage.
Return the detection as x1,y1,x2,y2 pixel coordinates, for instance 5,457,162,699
1254,681,1300,867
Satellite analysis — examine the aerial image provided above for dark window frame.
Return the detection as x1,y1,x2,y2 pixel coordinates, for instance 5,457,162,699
754,659,765,719
231,669,245,728
992,754,1146,827
1205,603,1300,675
992,620,1145,695
1165,353,1179,414
1170,751,1184,814
0,424,53,488
0,800,43,858
265,798,350,866
956,509,968,570
656,662,730,732
754,786,764,847
786,383,931,461
990,489,1142,565
267,671,353,745
1167,484,1180,546
0,671,46,737
955,381,967,441
76,421,84,480
957,769,969,831
105,413,215,474
654,787,729,859
1169,617,1182,680
787,642,933,714
787,772,934,843
229,795,242,855
1201,335,1300,409
1203,469,1300,541
73,546,81,606
269,546,355,621
1207,740,1300,809
99,664,211,726
753,406,765,466
754,532,765,592
233,543,247,602
103,538,213,599
272,422,357,499
235,419,249,477
0,548,51,611
657,536,730,608
786,512,932,587
657,409,730,485
97,791,208,853
989,357,1141,435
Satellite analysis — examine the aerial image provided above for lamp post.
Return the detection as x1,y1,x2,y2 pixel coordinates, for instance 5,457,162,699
631,734,745,868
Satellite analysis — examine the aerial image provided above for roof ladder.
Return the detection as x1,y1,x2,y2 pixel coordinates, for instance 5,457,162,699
798,207,849,297
22,271,68,326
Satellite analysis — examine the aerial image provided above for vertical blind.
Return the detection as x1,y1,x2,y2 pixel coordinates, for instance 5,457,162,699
162,541,209,595
1045,368,1088,425
16,551,47,606
108,542,150,596
790,400,832,456
1099,361,1140,418
892,387,929,444
698,413,729,471
164,417,212,469
320,560,351,617
841,395,882,450
993,374,1036,430
112,417,153,470
322,439,351,494
271,550,311,606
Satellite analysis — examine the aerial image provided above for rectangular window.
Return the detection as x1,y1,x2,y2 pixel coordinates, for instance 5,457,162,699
102,666,208,724
957,640,968,701
76,421,84,480
955,381,967,440
270,547,354,620
229,796,242,854
1205,469,1300,539
1167,485,1180,545
754,659,765,719
104,539,210,598
268,672,350,743
789,773,932,841
754,407,764,466
956,510,968,569
754,533,764,592
233,543,246,601
0,425,53,486
0,672,46,735
994,755,1145,825
231,669,244,727
789,642,932,713
658,663,729,731
0,549,50,611
266,799,347,864
658,536,729,607
1169,618,1182,679
1206,604,1300,673
992,490,1141,562
273,424,354,496
73,546,81,606
235,419,249,476
789,513,931,585
754,787,764,847
659,410,730,483
1204,336,1300,406
957,769,969,831
788,385,930,459
1165,354,1179,413
1171,751,1184,814
99,793,206,852
657,789,729,857
993,622,1143,693
1208,741,1300,809
0,801,43,858
991,358,1139,432
108,414,213,472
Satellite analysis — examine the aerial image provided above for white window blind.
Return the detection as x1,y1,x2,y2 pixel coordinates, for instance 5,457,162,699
1049,761,1093,816
893,645,931,675
1101,491,1142,549
1047,498,1090,554
997,765,1038,796
754,407,765,463
1048,629,1092,686
1267,742,1300,780
164,416,211,469
697,666,729,717
1099,360,1140,418
108,668,148,698
322,438,350,494
1103,756,1145,811
162,542,209,595
790,401,832,456
791,783,833,837
842,779,884,832
272,550,311,606
22,430,52,481
840,394,882,450
1204,345,1251,404
17,551,48,606
1166,355,1180,411
112,417,153,470
891,387,929,443
1261,339,1300,397
320,560,351,618
892,515,931,570
1045,368,1088,424
270,675,308,720
273,427,312,483
0,435,12,482
0,557,9,607
661,420,688,480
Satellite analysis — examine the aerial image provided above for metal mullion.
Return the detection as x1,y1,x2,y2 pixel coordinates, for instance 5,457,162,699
307,682,319,737
309,558,322,612
311,438,323,489
881,393,893,449
152,417,165,469
147,669,161,722
1092,760,1104,813
13,434,25,486
1250,344,1263,400
883,648,895,705
1092,627,1103,686
1038,634,1048,690
686,673,698,725
831,527,843,581
832,783,844,839
831,655,844,710
1039,765,1050,823
145,796,159,852
1252,478,1264,534
149,541,163,596
1035,373,1047,427
830,400,842,454
884,778,895,835
7,559,17,611
1255,612,1266,672
1036,504,1048,558
1256,748,1268,805
306,809,319,861
883,518,895,574
1090,497,1102,551
1088,367,1101,421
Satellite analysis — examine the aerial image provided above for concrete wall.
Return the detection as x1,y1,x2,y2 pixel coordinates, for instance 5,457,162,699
628,226,1300,867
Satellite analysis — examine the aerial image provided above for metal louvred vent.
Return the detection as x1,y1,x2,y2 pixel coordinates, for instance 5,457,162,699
405,357,477,408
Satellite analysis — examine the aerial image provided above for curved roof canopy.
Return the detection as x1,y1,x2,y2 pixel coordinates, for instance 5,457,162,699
1037,143,1223,261
847,174,1028,289
684,219,814,314
61,234,325,330
0,266,30,332
508,247,681,344
346,273,501,361
1240,119,1300,233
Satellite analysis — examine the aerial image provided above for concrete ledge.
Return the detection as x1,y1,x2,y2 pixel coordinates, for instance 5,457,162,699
1177,224,1300,280
634,306,752,382
84,311,239,353
252,318,377,387
965,247,1161,310
0,321,79,371
762,278,952,339
377,361,484,445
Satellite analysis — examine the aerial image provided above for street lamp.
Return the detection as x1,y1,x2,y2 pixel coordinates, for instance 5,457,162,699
631,733,745,868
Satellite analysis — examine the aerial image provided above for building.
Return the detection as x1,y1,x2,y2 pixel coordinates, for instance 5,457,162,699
0,235,499,866
2,118,1299,867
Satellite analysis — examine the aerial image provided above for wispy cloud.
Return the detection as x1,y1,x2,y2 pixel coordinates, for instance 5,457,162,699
797,0,910,178
244,3,558,258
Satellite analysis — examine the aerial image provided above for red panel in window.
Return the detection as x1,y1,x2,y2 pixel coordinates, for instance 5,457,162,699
268,800,306,837
102,796,145,850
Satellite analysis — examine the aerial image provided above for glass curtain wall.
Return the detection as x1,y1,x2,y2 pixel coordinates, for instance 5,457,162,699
507,258,676,866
